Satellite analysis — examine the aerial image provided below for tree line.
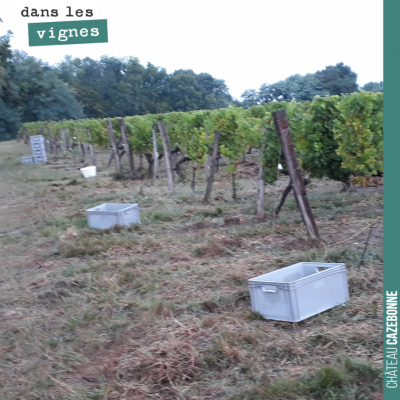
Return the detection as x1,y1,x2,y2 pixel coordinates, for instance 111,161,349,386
1,29,383,141
241,63,383,107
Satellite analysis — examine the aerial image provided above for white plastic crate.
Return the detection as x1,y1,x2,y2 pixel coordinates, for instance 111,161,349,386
30,135,44,144
86,203,140,229
248,262,349,322
31,141,46,152
80,166,97,178
21,156,34,164
32,148,47,158
33,155,47,163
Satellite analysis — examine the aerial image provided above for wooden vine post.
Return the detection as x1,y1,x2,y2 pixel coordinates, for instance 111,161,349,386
272,110,319,239
53,132,59,156
41,127,49,153
157,121,174,192
86,127,96,166
255,137,266,219
61,128,67,153
23,131,29,145
106,119,121,171
152,127,159,182
203,130,221,203
120,118,134,177
45,126,52,154
205,132,211,179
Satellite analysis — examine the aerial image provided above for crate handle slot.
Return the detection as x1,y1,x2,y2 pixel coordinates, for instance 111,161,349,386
125,211,132,214
262,286,277,293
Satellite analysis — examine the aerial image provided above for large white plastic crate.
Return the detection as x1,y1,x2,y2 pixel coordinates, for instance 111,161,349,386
31,141,46,152
33,155,47,163
30,135,44,144
86,203,140,229
32,148,46,158
248,262,349,322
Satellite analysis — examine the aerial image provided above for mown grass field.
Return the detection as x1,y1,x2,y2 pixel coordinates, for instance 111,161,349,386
0,140,383,400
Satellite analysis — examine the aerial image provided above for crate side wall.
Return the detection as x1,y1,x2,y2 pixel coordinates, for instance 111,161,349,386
86,213,120,229
21,156,34,164
30,135,44,144
33,155,47,163
293,269,349,321
32,148,47,157
249,284,293,321
120,207,141,225
31,142,46,152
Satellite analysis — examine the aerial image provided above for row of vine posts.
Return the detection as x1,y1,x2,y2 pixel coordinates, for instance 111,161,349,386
20,92,383,241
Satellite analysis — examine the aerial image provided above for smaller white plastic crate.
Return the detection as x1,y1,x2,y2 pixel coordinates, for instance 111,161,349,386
248,262,349,322
30,135,45,144
31,141,46,152
33,155,47,163
86,203,140,229
21,156,34,164
80,166,96,178
32,148,47,158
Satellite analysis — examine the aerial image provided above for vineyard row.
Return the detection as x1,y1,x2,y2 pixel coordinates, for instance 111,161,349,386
19,91,383,208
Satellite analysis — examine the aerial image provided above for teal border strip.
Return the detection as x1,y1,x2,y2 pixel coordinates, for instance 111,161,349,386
384,1,400,398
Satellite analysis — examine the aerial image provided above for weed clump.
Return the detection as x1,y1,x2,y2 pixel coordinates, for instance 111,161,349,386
247,311,265,321
203,336,242,371
145,211,174,222
231,359,382,400
58,234,131,258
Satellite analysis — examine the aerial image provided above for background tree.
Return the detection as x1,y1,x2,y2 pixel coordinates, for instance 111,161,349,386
241,89,259,108
241,63,359,106
314,62,358,95
166,69,232,112
140,62,171,114
56,59,234,118
257,74,329,103
0,31,21,140
13,51,84,122
361,81,383,92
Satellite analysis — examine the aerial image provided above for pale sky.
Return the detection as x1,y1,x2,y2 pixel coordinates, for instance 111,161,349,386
0,0,383,99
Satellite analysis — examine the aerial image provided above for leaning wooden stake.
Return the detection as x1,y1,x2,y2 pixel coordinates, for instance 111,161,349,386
204,130,221,203
152,127,159,182
272,110,319,239
120,118,134,177
157,121,174,192
106,138,122,168
275,180,293,215
106,120,121,171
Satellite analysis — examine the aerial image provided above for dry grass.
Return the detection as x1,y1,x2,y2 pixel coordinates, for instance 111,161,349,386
0,141,383,399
